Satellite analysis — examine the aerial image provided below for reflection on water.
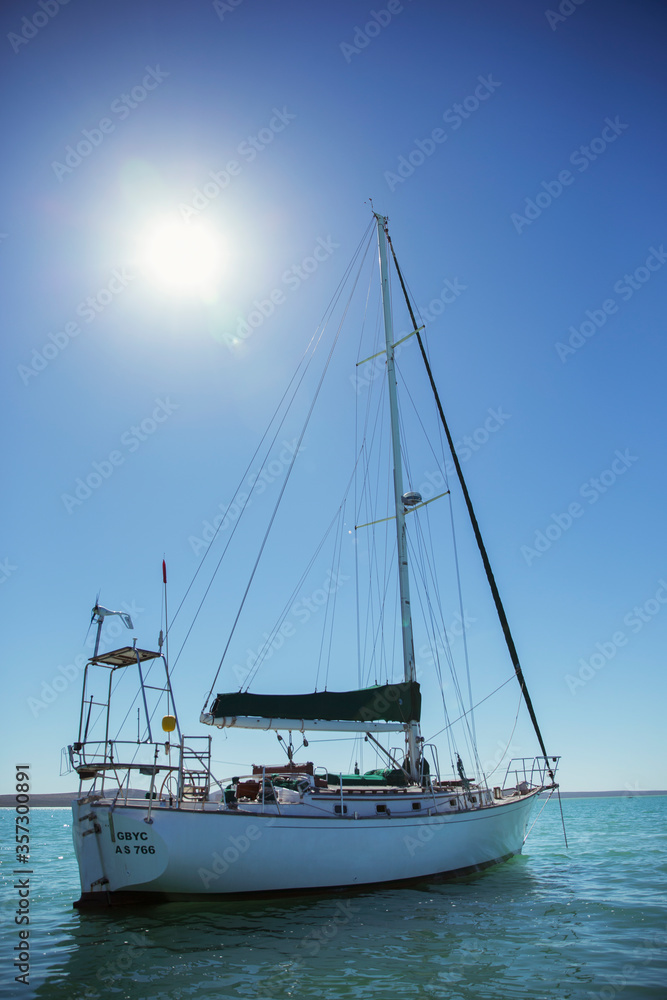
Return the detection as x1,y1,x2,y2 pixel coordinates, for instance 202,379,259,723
2,800,666,1000
33,863,545,1000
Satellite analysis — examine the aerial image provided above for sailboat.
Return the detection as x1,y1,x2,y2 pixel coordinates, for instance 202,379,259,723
67,213,560,906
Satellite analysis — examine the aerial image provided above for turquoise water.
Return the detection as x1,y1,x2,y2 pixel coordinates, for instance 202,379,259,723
1,797,666,999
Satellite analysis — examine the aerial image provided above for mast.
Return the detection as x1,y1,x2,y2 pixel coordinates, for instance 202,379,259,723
375,213,420,781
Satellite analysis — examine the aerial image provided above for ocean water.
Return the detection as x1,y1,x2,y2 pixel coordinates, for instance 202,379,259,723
1,796,665,1000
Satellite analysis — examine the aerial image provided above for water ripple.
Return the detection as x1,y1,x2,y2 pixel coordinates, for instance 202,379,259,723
1,799,666,1000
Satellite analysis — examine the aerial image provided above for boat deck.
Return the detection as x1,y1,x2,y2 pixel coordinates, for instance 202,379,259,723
76,780,541,822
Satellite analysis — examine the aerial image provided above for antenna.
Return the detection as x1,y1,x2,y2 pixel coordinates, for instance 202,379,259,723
162,560,170,716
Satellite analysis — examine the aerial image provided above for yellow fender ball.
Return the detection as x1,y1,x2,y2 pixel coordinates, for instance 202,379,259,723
162,715,176,733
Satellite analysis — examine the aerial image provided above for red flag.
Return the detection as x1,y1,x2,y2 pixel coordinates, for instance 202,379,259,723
162,560,167,584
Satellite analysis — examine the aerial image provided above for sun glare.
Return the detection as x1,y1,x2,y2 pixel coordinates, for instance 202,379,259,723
137,218,225,296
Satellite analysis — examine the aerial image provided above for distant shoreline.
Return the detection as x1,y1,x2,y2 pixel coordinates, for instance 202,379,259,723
1,789,665,807
556,790,666,798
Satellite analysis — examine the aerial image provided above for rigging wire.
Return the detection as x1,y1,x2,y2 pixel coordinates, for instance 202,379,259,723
238,452,360,694
392,312,481,764
168,358,323,680
406,527,478,771
319,501,347,692
386,229,554,776
170,332,319,632
355,307,389,687
484,689,524,781
202,222,376,709
170,220,376,687
354,254,378,694
95,222,377,749
425,672,515,742
447,491,478,755
241,501,346,692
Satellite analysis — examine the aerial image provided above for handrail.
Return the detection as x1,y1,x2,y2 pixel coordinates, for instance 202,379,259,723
502,756,560,790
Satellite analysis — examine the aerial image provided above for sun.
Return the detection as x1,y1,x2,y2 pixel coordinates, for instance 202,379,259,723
137,217,225,296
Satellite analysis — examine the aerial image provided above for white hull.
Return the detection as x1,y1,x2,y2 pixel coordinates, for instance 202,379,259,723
72,789,540,905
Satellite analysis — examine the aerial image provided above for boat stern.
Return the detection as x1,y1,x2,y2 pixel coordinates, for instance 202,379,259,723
72,796,169,904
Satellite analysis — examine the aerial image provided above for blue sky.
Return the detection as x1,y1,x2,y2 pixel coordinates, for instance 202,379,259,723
2,0,666,794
